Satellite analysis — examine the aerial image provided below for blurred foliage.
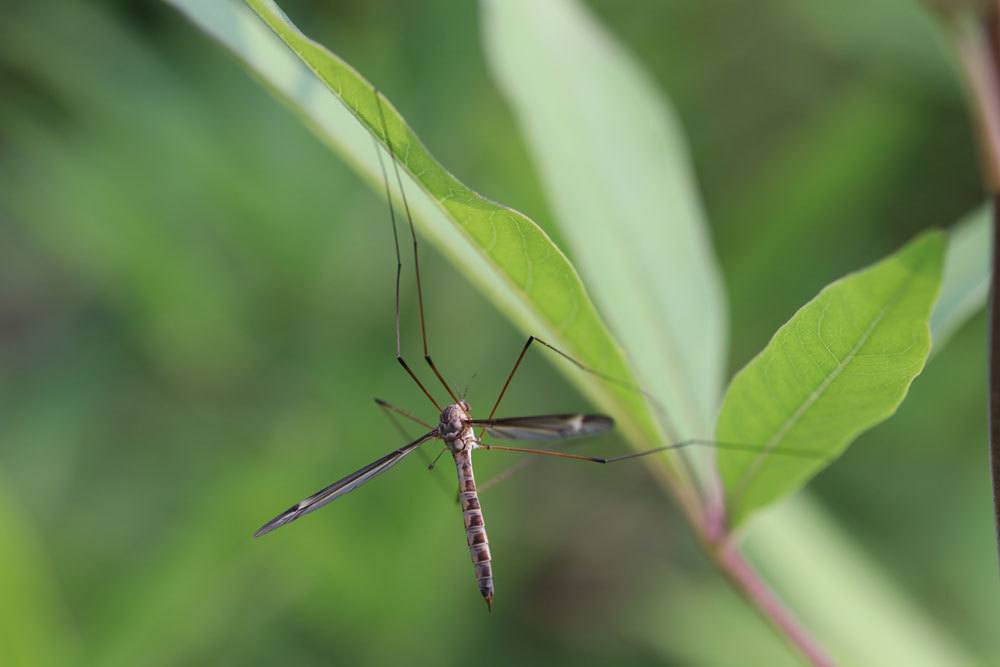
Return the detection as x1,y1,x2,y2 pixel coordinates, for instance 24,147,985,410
0,1,997,665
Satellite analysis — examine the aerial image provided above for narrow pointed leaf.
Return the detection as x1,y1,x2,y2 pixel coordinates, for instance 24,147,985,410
716,231,946,526
164,0,662,458
482,0,727,442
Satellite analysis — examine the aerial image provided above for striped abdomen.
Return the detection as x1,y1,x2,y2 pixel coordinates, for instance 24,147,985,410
454,447,493,610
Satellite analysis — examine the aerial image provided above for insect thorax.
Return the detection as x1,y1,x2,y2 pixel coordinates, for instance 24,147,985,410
439,401,472,445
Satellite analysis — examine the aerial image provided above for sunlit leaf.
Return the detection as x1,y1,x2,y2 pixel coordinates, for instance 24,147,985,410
164,0,663,466
716,231,946,526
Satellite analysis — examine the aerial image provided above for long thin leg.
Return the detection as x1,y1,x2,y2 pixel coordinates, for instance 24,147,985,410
477,437,584,494
465,340,557,507
375,398,451,496
483,336,680,437
482,336,534,431
375,396,448,469
480,440,829,464
530,337,682,440
480,441,688,503
398,358,442,412
480,443,610,463
479,334,683,491
374,397,433,430
373,397,451,472
526,337,736,511
479,434,703,500
475,432,826,497
372,113,403,361
427,446,448,471
371,89,444,412
373,90,460,406
480,335,712,482
376,397,427,462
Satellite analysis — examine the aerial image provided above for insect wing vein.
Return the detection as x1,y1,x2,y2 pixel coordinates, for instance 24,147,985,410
471,414,614,441
254,430,438,537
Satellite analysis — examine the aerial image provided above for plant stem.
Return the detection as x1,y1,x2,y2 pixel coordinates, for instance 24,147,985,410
646,465,836,665
953,11,1000,187
711,542,836,667
642,440,835,663
991,193,1000,572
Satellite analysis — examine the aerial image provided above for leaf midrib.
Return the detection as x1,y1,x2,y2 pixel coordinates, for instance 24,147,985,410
729,264,925,507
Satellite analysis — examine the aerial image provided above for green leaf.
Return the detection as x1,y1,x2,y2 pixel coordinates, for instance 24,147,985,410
479,7,976,657
482,0,726,443
164,0,661,458
716,231,946,526
931,205,990,350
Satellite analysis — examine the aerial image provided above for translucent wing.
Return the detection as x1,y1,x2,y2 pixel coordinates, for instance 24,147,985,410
254,430,438,537
470,414,613,441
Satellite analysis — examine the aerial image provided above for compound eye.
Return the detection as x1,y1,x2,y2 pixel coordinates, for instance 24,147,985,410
459,400,470,412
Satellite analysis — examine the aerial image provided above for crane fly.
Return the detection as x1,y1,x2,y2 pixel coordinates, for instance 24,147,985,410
254,88,826,611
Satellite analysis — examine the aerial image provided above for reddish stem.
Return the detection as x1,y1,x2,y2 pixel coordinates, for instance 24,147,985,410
712,543,837,667
650,468,835,666
954,12,1000,188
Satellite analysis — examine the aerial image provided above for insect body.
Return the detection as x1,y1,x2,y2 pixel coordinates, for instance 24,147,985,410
439,402,614,608
253,87,808,610
254,88,683,610
255,395,614,610
440,401,494,608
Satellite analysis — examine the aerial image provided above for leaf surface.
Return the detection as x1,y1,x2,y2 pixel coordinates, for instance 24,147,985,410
482,0,727,444
716,232,945,526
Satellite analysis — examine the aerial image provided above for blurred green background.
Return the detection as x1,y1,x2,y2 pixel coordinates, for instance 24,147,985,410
1,1,997,665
